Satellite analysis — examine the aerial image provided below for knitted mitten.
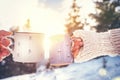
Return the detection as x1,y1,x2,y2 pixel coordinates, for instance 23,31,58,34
73,29,120,63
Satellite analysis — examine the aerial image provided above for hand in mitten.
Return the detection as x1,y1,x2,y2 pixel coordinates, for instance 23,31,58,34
0,30,12,61
71,36,83,58
72,30,117,63
71,30,96,63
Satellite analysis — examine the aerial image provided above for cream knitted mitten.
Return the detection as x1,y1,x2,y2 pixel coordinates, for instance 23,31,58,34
73,29,120,63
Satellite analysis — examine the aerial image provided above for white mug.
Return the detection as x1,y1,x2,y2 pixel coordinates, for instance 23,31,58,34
12,32,45,63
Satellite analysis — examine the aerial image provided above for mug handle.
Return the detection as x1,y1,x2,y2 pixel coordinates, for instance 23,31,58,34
7,35,14,54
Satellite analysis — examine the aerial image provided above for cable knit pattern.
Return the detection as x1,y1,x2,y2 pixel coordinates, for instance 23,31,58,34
109,28,120,54
73,29,120,63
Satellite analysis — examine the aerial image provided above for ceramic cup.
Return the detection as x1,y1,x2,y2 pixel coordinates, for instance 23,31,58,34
12,32,45,63
49,34,73,66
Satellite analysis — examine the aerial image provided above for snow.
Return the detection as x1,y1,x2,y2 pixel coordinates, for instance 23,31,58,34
2,56,120,80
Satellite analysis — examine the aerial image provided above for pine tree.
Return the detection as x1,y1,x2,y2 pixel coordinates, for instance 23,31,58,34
23,19,31,31
89,0,120,32
65,0,83,36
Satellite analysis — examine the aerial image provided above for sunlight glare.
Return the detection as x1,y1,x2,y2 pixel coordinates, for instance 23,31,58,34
25,6,66,36
44,34,50,59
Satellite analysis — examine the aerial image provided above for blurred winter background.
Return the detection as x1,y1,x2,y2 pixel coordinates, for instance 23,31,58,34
0,0,120,80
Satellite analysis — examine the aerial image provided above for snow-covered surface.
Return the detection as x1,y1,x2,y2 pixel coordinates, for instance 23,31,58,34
2,56,120,80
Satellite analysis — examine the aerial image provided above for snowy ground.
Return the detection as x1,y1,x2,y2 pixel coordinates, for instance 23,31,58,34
2,56,120,80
